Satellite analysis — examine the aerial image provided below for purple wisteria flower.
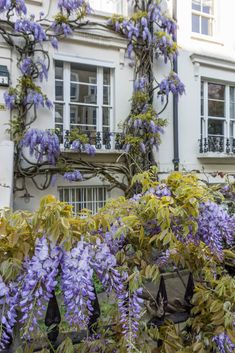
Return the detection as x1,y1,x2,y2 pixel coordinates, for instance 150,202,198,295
0,0,11,13
21,129,61,165
37,59,48,81
0,276,18,349
196,201,235,257
159,72,185,100
3,92,16,110
84,143,96,156
118,287,144,343
50,37,59,50
26,90,44,107
58,0,90,12
20,57,33,75
61,240,95,327
51,22,73,37
19,237,62,337
103,223,125,255
15,19,47,43
146,184,171,197
212,332,235,353
71,139,96,156
134,77,148,92
15,0,27,15
63,169,83,182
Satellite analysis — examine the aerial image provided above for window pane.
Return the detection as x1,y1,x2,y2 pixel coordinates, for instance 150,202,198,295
59,187,107,215
192,0,201,11
103,126,110,145
104,68,111,85
208,101,225,117
201,17,212,35
192,14,200,33
230,121,235,138
208,119,224,136
103,107,110,126
90,0,122,13
230,103,235,120
70,83,97,104
70,63,97,84
201,81,204,116
55,81,63,101
208,84,225,100
103,86,110,105
202,0,213,14
55,104,63,142
230,87,235,103
70,105,97,128
55,104,63,124
55,61,63,80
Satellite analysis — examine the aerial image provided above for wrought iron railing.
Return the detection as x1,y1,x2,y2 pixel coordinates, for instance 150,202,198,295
0,273,195,352
62,130,124,151
199,137,235,154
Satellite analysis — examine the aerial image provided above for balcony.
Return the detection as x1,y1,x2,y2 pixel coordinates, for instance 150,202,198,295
62,130,124,153
198,137,235,161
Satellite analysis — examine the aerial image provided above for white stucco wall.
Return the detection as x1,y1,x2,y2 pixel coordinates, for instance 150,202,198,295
2,0,235,211
158,0,235,176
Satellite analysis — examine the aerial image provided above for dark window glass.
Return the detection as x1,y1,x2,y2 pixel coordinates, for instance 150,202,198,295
70,105,97,128
55,81,63,101
70,63,97,84
70,83,97,104
208,100,225,117
208,119,224,136
55,61,63,80
208,83,225,100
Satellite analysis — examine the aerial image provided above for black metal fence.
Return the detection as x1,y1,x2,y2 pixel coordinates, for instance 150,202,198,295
63,130,124,151
0,273,195,353
199,137,235,154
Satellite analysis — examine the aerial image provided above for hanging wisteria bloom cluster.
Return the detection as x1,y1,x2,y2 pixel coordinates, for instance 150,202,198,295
21,129,61,165
0,171,235,351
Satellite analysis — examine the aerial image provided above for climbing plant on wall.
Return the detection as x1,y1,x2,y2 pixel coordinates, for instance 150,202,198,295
0,169,234,352
0,0,184,196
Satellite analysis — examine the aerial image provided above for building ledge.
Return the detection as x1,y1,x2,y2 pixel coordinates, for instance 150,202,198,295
197,152,235,164
190,34,223,46
190,53,235,72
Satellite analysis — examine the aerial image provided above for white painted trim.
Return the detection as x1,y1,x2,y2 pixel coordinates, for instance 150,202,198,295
54,53,115,68
191,54,235,72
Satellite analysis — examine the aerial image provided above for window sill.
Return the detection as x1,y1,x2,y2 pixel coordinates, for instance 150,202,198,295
61,148,122,155
197,152,235,163
191,34,224,46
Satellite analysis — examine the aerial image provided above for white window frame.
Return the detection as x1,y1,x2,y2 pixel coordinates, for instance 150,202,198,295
89,0,127,16
54,60,114,148
58,186,108,215
201,80,235,152
192,0,215,36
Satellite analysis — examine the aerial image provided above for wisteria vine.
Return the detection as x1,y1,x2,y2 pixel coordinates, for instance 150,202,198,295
1,0,185,197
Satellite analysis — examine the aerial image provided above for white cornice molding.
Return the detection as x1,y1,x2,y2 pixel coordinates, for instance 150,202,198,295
62,29,128,50
190,53,235,72
53,53,116,68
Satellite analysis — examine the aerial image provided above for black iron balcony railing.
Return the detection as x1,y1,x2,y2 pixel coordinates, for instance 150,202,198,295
199,136,235,154
62,130,124,151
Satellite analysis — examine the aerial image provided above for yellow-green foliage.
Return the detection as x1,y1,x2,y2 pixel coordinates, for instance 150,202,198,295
0,171,234,353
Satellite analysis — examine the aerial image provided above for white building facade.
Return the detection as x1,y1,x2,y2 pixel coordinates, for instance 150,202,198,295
0,0,235,212
159,0,235,179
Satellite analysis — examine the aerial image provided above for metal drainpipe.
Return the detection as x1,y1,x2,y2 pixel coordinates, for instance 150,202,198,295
172,0,179,171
